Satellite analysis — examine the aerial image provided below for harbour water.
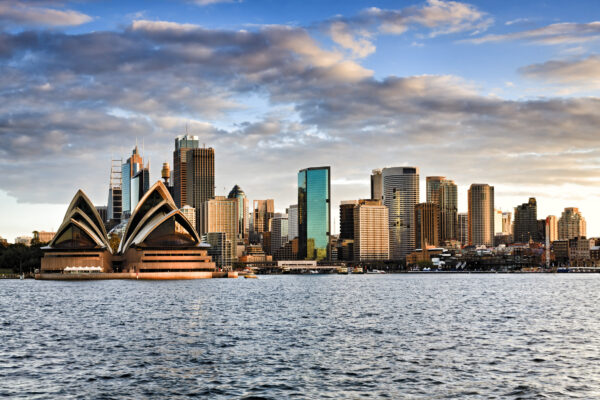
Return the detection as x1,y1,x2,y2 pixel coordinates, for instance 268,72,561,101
1,274,600,398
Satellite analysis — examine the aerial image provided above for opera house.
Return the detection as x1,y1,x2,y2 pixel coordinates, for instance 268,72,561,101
37,181,230,280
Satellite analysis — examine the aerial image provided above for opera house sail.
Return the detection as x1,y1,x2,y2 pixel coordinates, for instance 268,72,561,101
38,181,218,280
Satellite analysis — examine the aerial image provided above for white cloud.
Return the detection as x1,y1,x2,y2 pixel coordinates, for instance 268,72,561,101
0,1,92,27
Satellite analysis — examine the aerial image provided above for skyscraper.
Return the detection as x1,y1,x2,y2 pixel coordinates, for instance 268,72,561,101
121,146,143,217
546,215,558,242
340,200,358,240
502,212,512,235
173,135,199,208
287,204,298,240
558,207,586,240
468,184,494,246
200,196,238,264
271,213,289,253
354,200,389,261
187,147,215,232
371,169,383,201
426,176,445,204
494,209,503,235
298,166,331,261
252,200,275,234
415,202,440,249
513,198,539,243
130,165,150,212
458,212,469,246
382,167,419,259
228,185,249,240
439,179,458,242
107,158,122,224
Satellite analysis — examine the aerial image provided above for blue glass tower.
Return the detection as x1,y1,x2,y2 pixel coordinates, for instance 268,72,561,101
298,166,330,260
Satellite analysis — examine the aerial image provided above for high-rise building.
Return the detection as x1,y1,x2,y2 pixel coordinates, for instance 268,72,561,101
287,204,298,240
203,232,233,269
200,196,238,264
458,212,469,246
494,209,503,235
513,198,538,243
439,179,458,242
121,146,143,217
382,167,419,259
558,207,586,240
426,176,445,204
187,147,215,232
271,213,289,253
228,185,249,240
252,199,275,235
415,203,440,249
298,166,331,261
371,169,383,201
468,184,494,246
131,165,150,212
354,199,389,261
95,206,107,224
546,215,558,242
173,135,199,208
502,212,512,235
340,200,358,240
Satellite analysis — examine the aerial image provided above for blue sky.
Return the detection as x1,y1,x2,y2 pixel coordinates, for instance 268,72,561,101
1,0,600,240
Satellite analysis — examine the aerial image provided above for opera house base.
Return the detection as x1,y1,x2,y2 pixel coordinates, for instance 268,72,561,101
36,271,237,280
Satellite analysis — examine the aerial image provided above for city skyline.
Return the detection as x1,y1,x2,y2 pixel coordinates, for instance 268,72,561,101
2,0,600,240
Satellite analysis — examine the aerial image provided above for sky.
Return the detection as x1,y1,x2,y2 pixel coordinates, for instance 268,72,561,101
1,0,600,241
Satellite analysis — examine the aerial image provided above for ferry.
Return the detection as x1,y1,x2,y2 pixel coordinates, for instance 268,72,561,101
337,266,348,274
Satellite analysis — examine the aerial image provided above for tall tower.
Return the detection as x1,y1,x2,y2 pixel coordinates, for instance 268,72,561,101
161,163,171,185
415,202,440,249
121,146,143,217
458,212,469,246
514,197,538,243
468,184,494,246
426,176,445,204
439,179,458,242
558,207,586,240
371,169,383,201
354,199,389,261
382,167,419,260
298,166,331,260
173,135,199,208
187,147,215,232
228,185,249,240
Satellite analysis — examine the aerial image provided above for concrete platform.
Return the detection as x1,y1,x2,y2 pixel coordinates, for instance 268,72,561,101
36,271,238,280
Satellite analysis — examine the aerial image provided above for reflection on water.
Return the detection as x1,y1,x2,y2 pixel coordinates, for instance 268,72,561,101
1,274,600,398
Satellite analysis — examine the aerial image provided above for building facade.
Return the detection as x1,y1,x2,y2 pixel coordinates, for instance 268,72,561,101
439,179,458,242
200,196,238,264
173,135,200,208
458,212,469,246
546,215,558,243
228,185,249,240
287,204,298,240
353,200,389,261
415,202,440,249
370,169,383,201
426,176,445,204
271,213,289,254
513,198,539,243
468,184,494,247
298,166,331,261
558,207,586,240
382,167,419,259
187,147,215,232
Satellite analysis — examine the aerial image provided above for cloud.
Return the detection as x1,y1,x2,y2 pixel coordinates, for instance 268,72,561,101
0,15,600,240
467,21,600,45
519,55,600,90
191,0,241,6
329,21,375,58
0,0,92,27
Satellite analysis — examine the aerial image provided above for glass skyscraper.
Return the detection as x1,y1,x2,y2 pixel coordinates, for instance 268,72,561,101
298,166,330,261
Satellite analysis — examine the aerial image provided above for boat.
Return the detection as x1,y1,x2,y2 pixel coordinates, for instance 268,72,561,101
353,266,363,274
337,266,348,274
244,274,258,279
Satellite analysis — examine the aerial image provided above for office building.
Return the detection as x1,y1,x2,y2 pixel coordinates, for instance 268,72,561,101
228,185,249,240
131,165,150,212
382,167,419,259
468,184,494,246
353,200,389,261
340,200,358,240
558,207,587,240
203,232,233,268
180,205,196,228
271,213,289,253
439,179,458,242
287,204,298,240
494,209,503,235
121,146,143,217
173,135,200,208
298,166,331,260
107,159,122,224
502,212,512,235
371,169,383,201
415,203,440,249
187,147,215,232
95,206,107,224
458,214,469,246
200,196,238,264
546,215,558,243
253,199,275,235
513,198,538,243
426,176,445,204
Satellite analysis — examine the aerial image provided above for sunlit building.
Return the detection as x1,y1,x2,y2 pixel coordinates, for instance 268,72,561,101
200,196,238,264
415,202,440,249
426,176,445,204
546,215,558,242
173,135,199,208
468,184,494,247
558,207,586,240
354,199,389,261
382,167,419,259
439,179,458,242
514,198,539,243
298,166,330,260
228,185,249,240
